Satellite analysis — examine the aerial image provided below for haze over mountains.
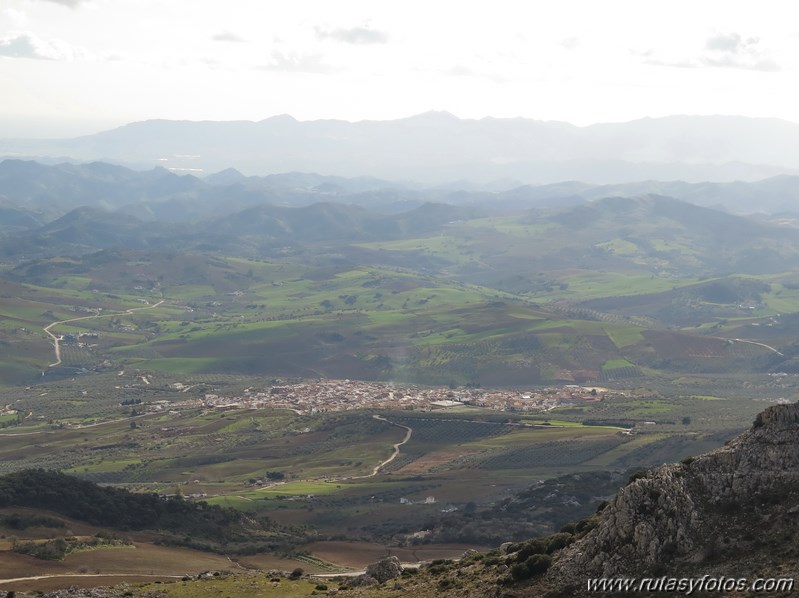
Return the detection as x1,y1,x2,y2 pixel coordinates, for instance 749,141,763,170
3,113,799,185
5,158,799,233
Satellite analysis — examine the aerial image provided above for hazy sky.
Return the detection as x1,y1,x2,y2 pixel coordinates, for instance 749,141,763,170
1,0,798,137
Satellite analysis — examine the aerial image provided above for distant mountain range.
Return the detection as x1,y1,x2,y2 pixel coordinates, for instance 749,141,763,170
2,113,799,184
3,159,799,230
4,167,799,285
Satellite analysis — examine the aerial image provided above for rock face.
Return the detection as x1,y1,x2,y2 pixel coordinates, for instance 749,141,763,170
550,402,799,589
346,556,403,588
364,556,403,583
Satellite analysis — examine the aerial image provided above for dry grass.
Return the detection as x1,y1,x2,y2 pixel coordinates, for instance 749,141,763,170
0,541,235,592
393,450,472,475
304,541,488,569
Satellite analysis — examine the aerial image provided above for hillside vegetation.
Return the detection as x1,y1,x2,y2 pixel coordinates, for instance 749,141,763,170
5,161,799,593
4,188,799,385
0,469,310,554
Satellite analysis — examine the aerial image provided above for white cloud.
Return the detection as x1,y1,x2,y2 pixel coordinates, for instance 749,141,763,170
257,50,331,73
316,25,387,45
447,65,474,77
0,32,86,60
706,32,748,53
641,32,780,72
2,8,28,28
703,33,779,71
561,37,579,50
36,0,89,7
212,31,246,43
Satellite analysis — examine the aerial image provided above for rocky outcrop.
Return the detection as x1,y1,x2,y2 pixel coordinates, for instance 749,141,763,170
365,555,403,583
550,402,799,588
345,556,403,588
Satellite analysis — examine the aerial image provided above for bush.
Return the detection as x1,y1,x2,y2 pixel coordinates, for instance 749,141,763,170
510,562,530,581
546,532,574,554
13,538,68,560
512,538,548,563
525,553,552,575
560,522,577,534
510,554,553,581
575,516,599,535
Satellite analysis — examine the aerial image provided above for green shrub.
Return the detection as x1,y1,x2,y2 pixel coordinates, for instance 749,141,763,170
526,553,553,576
546,532,574,554
628,470,648,484
510,562,531,581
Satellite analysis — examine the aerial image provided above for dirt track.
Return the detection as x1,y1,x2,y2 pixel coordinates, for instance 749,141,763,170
43,299,164,367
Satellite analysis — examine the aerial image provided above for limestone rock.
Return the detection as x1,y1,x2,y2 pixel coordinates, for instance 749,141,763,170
550,402,799,591
365,555,403,583
346,574,379,587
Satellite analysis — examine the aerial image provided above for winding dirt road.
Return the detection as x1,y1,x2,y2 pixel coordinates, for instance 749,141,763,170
355,415,413,478
731,337,784,356
43,299,165,367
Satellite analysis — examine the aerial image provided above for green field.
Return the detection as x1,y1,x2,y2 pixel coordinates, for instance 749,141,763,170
3,196,799,583
0,365,763,550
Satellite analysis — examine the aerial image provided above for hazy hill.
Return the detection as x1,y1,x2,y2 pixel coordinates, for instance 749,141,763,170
400,195,799,298
3,113,799,184
6,159,799,228
0,206,176,257
0,198,485,260
4,185,799,279
0,158,205,215
574,174,799,213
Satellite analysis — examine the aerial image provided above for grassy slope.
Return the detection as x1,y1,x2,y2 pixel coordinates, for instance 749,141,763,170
8,199,799,386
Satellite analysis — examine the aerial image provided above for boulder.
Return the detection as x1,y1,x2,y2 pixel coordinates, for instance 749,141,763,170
364,555,403,583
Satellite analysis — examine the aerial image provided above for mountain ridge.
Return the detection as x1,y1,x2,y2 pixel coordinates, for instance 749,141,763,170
6,159,799,225
3,114,799,184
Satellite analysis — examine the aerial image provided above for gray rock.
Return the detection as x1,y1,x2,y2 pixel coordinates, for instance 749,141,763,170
346,574,379,587
364,555,403,583
550,402,799,590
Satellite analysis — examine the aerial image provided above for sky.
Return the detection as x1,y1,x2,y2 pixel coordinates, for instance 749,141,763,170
1,0,798,137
